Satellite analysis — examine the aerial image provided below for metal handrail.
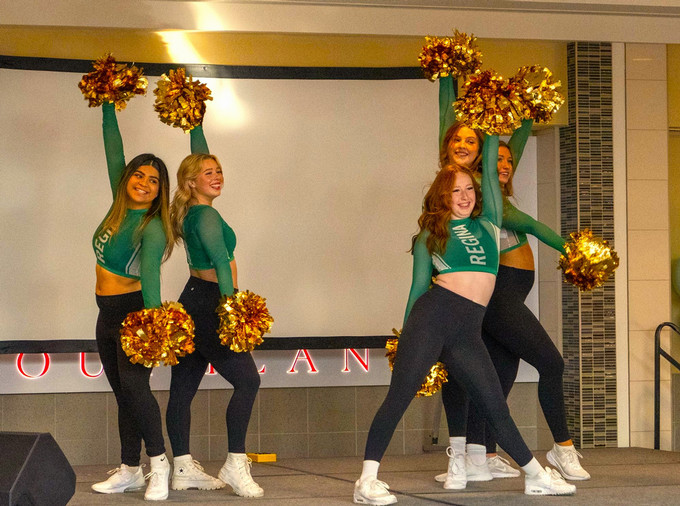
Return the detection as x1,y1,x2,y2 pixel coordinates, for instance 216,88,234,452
654,322,680,449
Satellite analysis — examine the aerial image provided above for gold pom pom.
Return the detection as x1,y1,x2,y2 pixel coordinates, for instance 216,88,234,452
455,70,525,135
78,54,147,111
119,301,195,368
510,65,565,123
418,30,483,82
153,68,213,132
216,290,274,352
387,329,448,397
559,229,620,291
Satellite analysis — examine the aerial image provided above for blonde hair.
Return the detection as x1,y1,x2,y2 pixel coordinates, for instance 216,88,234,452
96,153,174,261
170,153,222,242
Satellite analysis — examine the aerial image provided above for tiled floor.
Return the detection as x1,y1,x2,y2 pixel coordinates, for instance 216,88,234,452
67,447,680,505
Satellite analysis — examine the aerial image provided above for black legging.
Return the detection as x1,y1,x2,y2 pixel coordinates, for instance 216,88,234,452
166,277,260,456
96,292,166,466
442,264,570,452
364,285,533,467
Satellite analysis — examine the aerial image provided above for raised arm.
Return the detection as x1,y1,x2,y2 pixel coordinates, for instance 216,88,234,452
190,125,210,155
102,102,126,198
507,118,533,168
480,134,503,227
195,207,235,296
439,75,458,151
403,233,434,326
502,201,566,253
138,220,167,308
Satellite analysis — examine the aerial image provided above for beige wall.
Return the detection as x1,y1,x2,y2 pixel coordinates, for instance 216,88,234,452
0,384,542,466
626,43,672,449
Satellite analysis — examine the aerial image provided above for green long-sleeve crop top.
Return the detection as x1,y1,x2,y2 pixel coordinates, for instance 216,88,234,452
92,102,166,308
180,126,236,296
500,201,566,254
182,205,237,296
403,135,502,324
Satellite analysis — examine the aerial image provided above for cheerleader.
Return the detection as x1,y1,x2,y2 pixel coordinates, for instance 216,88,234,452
91,102,173,501
353,135,575,505
166,125,263,498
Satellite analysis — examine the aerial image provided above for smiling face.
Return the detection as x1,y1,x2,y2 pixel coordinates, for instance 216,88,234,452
191,158,224,205
125,165,160,209
447,126,481,169
497,145,514,187
450,171,476,219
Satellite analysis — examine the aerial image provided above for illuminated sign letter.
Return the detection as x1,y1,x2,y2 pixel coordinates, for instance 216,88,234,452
79,353,104,378
16,353,50,379
288,349,318,374
342,348,369,373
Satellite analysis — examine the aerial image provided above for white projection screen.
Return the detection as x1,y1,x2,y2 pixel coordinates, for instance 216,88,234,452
0,65,538,371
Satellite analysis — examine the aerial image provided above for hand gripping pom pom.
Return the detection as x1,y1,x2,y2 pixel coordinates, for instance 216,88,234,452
559,229,620,291
120,302,195,368
154,68,213,131
78,54,147,110
510,65,565,123
454,69,527,135
216,291,274,352
388,329,448,397
418,30,483,82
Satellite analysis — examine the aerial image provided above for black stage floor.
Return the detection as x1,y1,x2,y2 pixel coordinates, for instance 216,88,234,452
70,448,680,505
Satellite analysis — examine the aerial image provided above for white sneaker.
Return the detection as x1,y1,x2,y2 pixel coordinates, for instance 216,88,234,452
465,455,493,482
172,457,225,490
353,476,397,505
487,455,521,478
218,453,264,498
525,466,576,496
546,443,591,480
434,472,446,482
144,455,170,501
91,464,145,494
443,446,467,490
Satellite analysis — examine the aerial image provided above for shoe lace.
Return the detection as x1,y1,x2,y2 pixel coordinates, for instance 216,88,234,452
190,459,206,472
368,479,390,493
108,463,144,476
445,447,464,474
561,447,584,466
144,470,158,484
489,455,512,468
237,457,258,486
546,467,567,485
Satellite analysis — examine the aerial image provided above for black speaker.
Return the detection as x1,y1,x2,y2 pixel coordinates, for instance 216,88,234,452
0,432,75,506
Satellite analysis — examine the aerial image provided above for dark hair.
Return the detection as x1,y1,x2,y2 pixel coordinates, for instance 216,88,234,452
97,153,174,260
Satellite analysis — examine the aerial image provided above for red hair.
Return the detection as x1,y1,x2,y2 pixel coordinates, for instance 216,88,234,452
412,165,482,255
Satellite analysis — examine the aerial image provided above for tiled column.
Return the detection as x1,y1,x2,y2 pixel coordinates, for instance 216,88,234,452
559,42,617,448
625,43,672,450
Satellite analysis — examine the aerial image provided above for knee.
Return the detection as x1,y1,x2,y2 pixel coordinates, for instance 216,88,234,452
119,374,150,401
538,352,564,378
234,369,261,394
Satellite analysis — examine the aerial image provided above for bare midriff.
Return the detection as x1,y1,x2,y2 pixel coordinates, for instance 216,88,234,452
435,271,497,307
189,259,238,288
95,264,141,296
499,242,535,271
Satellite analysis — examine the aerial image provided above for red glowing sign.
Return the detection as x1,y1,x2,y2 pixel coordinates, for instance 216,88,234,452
11,349,371,380
343,348,369,372
16,353,50,379
79,353,104,378
288,349,318,373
